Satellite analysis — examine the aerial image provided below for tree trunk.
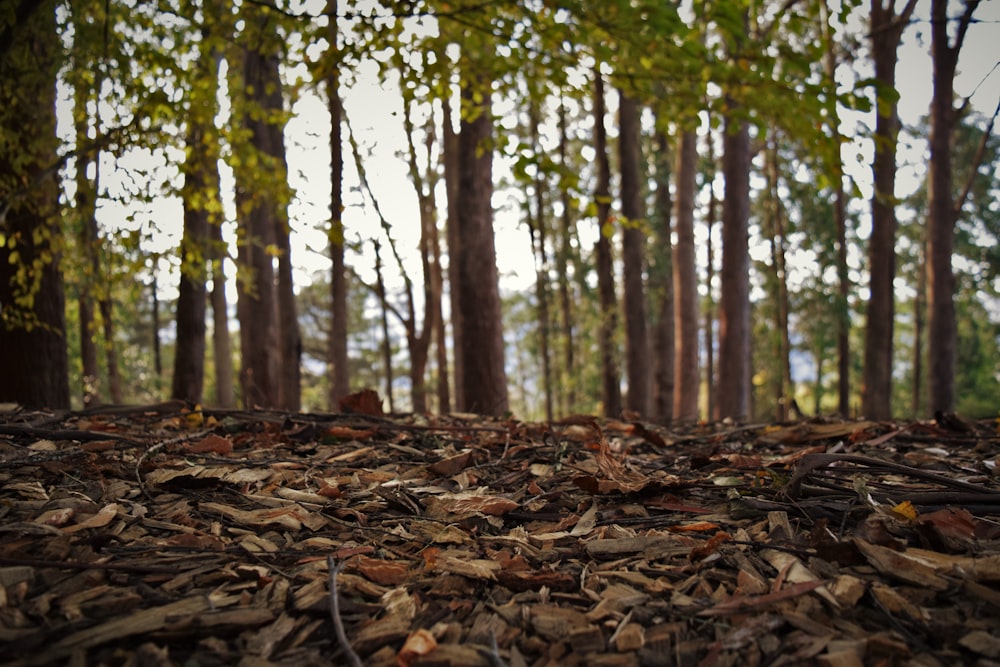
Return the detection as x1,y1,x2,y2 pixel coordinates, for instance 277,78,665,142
327,0,350,409
456,72,508,416
373,240,395,413
716,102,751,421
74,84,100,407
861,0,916,420
442,93,464,412
233,6,281,409
172,117,211,404
528,99,554,423
0,0,70,409
650,125,674,425
593,71,621,417
926,0,980,415
617,89,649,417
673,127,699,422
764,138,793,421
99,295,122,402
209,218,234,407
704,127,717,421
556,97,577,415
820,0,852,418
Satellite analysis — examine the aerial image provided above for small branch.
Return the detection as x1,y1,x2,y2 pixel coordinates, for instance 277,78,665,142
327,557,363,667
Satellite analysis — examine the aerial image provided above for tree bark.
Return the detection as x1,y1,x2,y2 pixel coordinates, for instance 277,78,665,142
861,0,916,420
442,93,464,412
926,0,980,415
74,82,100,407
0,0,70,409
593,71,621,417
673,127,699,422
617,89,649,417
650,125,674,425
820,0,852,417
456,72,508,416
716,102,752,421
528,100,554,423
556,97,577,415
327,0,350,409
209,218,234,407
233,4,281,409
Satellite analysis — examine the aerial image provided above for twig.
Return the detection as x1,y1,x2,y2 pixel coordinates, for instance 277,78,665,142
327,556,363,667
478,630,509,667
135,429,215,492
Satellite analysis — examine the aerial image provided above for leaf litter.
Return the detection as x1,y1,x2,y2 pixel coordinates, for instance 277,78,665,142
1,400,1000,666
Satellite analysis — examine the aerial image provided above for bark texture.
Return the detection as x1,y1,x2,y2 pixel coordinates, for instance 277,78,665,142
673,128,699,422
617,90,649,416
456,74,508,416
861,0,916,419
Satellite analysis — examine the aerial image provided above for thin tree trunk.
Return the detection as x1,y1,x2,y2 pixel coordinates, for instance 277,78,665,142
926,0,980,415
651,124,674,425
861,0,916,420
673,127,699,422
456,72,508,416
442,92,464,412
766,139,794,421
99,295,122,402
593,70,621,417
716,101,752,421
912,237,925,417
820,0,852,418
556,97,577,415
373,240,395,413
528,100,554,423
327,0,350,408
152,269,162,378
209,219,234,407
704,128,716,421
618,89,649,417
74,80,100,407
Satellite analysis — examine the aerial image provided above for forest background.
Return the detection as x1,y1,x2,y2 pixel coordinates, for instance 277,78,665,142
0,0,998,423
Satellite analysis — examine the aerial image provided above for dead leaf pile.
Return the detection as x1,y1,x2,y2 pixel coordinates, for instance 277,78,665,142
2,404,1000,666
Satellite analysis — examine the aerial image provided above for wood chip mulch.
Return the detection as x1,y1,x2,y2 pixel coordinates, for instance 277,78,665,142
3,399,1000,666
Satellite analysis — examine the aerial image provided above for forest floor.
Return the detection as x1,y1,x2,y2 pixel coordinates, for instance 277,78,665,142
2,398,1000,667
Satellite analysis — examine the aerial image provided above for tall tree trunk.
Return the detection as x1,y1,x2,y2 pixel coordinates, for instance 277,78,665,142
442,93,464,412
912,237,925,417
528,99,554,423
673,127,699,422
820,0,852,417
74,82,100,407
593,71,621,417
209,219,234,407
99,294,122,402
556,97,577,415
617,89,649,417
861,0,917,420
326,0,350,409
172,106,213,404
716,101,752,421
233,5,281,409
0,0,70,409
456,72,508,415
650,124,674,425
373,240,395,413
764,138,793,421
926,0,980,415
704,127,717,421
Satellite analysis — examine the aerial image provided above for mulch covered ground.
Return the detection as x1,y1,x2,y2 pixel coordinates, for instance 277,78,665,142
2,398,1000,666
